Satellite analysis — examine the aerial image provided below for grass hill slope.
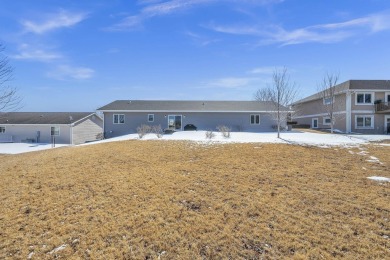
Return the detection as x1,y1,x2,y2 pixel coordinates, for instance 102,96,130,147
0,141,389,259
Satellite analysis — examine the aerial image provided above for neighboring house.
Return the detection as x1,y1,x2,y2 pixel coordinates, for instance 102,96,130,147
292,80,390,134
0,112,103,144
97,100,286,138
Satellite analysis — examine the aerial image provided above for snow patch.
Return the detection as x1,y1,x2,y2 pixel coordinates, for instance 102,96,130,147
367,176,390,182
49,244,67,254
366,156,383,164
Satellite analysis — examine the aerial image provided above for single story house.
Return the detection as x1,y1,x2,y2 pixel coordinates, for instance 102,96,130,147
0,112,103,144
97,100,286,138
292,80,390,134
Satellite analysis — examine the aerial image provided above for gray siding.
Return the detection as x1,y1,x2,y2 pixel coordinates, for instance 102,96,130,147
103,112,279,138
0,125,71,144
351,113,387,134
294,114,347,132
72,116,103,145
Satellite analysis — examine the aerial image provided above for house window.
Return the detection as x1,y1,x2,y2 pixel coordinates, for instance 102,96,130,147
386,94,390,103
355,115,374,129
0,126,5,133
323,117,332,125
148,114,154,122
250,114,260,125
323,97,333,105
51,126,60,136
113,114,125,124
356,93,372,104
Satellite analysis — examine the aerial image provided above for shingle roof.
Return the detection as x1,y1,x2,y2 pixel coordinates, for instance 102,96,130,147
0,112,96,125
292,81,350,104
293,80,390,104
97,100,286,112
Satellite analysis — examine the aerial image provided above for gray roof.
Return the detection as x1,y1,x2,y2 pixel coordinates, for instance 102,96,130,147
293,80,390,104
0,112,96,125
98,100,286,112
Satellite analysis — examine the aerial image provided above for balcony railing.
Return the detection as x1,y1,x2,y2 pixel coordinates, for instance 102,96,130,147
375,101,390,113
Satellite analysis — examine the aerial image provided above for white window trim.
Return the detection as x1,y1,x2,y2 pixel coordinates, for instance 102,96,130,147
250,114,260,125
0,126,5,133
323,117,331,126
148,114,154,122
385,115,390,133
51,126,60,136
355,115,374,129
323,97,334,105
312,118,318,128
113,114,125,124
355,92,374,105
385,92,390,103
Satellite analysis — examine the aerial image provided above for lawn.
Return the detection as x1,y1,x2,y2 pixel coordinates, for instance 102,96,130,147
0,140,389,259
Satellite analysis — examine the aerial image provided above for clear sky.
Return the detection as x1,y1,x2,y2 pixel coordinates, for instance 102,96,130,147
1,0,390,112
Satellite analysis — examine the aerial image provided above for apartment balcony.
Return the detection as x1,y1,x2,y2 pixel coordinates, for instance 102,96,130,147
375,101,390,113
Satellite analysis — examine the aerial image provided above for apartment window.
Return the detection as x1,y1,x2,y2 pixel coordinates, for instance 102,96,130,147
356,93,372,104
323,117,332,125
0,126,5,133
355,115,374,129
387,93,390,102
51,126,60,136
148,114,154,122
323,97,333,105
250,114,260,125
113,114,125,124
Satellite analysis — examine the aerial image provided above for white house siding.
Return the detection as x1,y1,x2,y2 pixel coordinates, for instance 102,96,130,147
72,116,103,145
0,125,71,144
103,112,279,138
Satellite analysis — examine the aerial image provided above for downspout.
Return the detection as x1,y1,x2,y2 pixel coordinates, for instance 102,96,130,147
346,90,352,133
102,112,105,138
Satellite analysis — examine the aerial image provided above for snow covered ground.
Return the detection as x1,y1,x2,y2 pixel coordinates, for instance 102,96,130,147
84,130,390,148
0,143,68,155
1,130,390,154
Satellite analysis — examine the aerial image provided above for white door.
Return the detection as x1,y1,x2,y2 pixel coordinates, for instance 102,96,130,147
312,118,318,128
385,115,390,134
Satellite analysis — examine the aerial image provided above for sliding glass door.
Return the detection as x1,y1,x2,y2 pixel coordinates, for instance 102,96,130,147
168,115,182,131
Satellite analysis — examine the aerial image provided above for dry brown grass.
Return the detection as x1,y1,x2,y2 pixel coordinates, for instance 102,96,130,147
0,141,389,259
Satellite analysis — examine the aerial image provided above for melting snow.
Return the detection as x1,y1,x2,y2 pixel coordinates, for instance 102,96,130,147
49,244,67,254
367,176,390,182
2,130,390,154
82,131,390,148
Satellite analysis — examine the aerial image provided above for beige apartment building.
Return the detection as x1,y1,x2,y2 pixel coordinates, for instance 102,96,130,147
292,80,390,134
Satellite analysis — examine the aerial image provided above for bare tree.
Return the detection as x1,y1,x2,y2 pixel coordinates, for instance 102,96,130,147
0,43,21,112
317,73,340,134
254,67,298,138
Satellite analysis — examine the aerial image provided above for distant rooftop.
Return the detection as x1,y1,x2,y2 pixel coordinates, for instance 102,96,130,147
294,80,390,104
98,100,286,112
0,112,96,125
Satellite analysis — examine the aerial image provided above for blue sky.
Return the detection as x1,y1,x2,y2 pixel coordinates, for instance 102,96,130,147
1,0,390,111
